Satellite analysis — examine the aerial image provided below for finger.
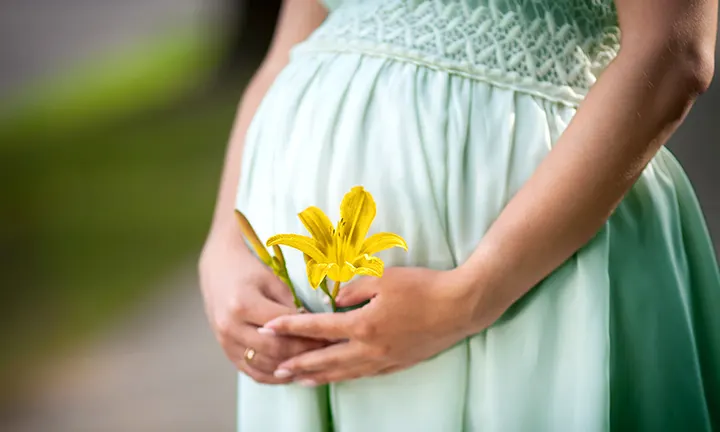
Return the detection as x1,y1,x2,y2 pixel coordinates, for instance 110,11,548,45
235,360,292,385
227,345,280,374
334,278,379,307
226,322,328,363
300,360,411,385
262,275,298,309
263,311,355,341
294,362,384,385
235,323,328,361
378,362,414,376
239,290,298,326
276,341,366,374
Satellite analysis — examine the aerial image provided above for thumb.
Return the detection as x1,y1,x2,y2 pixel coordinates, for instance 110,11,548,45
263,273,298,310
335,277,379,307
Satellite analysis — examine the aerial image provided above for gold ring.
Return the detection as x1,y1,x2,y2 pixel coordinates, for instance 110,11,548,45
244,347,256,362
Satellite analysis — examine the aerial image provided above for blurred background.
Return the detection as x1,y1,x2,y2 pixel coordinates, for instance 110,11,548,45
0,1,718,431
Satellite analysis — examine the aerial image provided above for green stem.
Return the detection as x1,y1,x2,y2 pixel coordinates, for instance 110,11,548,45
331,280,342,299
319,279,336,312
280,274,304,309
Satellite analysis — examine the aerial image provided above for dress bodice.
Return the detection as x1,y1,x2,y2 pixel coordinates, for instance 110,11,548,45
306,0,621,105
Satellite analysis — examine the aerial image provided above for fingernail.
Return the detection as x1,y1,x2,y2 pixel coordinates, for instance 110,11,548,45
322,295,331,305
298,379,317,387
264,318,281,328
257,327,276,336
274,369,293,379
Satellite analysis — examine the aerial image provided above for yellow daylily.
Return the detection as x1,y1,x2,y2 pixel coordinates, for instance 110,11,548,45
266,186,408,290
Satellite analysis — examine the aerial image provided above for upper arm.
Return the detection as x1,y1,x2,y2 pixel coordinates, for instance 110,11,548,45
614,0,717,90
261,0,328,74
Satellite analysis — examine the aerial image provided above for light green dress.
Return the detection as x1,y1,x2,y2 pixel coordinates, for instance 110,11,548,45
235,0,720,430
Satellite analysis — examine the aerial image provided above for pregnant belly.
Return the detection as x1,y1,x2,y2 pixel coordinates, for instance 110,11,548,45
237,50,573,293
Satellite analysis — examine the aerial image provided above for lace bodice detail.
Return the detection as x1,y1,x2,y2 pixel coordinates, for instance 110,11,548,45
307,0,620,105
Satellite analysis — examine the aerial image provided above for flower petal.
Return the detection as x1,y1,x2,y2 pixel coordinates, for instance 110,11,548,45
235,210,272,265
327,262,355,283
267,234,326,263
298,206,335,249
271,244,286,266
360,232,408,256
306,259,330,289
338,186,376,255
350,254,384,278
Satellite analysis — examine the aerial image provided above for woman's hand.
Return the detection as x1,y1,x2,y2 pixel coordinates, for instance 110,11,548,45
197,0,327,386
199,238,327,384
261,267,493,385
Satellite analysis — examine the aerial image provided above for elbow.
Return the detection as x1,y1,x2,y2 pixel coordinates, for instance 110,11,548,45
672,46,715,96
654,34,715,98
618,37,714,128
656,51,714,126
621,32,715,97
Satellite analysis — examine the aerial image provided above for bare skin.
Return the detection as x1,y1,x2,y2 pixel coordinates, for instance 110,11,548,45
262,0,718,386
198,0,328,384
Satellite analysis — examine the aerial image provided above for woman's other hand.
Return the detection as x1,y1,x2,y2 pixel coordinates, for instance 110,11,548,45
199,239,327,384
197,0,328,386
260,267,493,385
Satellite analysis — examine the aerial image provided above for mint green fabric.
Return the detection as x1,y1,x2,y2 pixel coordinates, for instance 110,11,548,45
234,1,720,430
309,0,620,106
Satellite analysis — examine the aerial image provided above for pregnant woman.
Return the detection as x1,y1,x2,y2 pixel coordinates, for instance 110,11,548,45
199,0,720,430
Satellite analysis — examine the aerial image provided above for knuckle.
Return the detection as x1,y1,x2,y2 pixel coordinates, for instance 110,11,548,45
214,316,234,339
372,343,391,358
228,297,249,317
264,341,288,360
353,321,377,340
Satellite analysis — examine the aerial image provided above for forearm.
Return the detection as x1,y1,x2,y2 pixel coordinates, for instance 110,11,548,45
461,46,713,327
203,0,327,250
206,63,283,247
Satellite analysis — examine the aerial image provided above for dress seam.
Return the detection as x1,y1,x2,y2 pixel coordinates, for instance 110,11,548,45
292,43,586,108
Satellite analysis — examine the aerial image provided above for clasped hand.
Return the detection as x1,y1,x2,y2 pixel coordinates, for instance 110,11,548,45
262,267,484,386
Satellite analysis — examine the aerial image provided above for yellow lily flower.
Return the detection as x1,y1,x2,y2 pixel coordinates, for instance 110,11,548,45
266,186,408,289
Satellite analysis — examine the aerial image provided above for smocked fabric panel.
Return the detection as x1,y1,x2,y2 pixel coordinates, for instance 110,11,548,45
305,0,620,105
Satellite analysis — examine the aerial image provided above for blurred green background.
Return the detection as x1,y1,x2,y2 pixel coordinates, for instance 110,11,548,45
2,31,231,383
0,0,280,429
0,1,718,431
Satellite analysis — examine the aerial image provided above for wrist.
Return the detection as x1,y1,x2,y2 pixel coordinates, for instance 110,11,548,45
207,211,240,240
202,221,252,263
451,243,510,335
